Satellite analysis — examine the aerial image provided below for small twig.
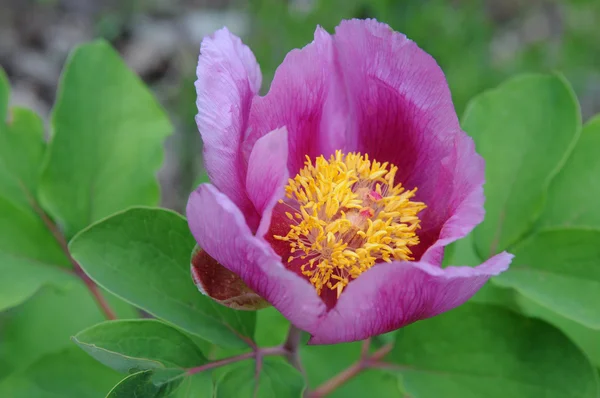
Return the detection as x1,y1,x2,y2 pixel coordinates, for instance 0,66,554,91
309,360,364,398
186,346,287,376
369,343,394,362
283,325,305,375
309,342,394,398
186,326,307,392
254,350,264,398
227,325,259,351
241,333,259,351
360,338,371,359
31,197,117,320
74,265,117,320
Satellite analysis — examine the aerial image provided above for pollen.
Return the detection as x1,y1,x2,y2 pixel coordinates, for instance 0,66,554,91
274,150,426,298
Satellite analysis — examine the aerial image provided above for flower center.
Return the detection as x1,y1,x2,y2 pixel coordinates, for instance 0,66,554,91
274,151,426,298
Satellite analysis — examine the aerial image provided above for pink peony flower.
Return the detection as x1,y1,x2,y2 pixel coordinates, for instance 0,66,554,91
187,19,512,344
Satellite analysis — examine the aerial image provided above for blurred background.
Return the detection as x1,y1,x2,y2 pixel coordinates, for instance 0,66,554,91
1,0,599,213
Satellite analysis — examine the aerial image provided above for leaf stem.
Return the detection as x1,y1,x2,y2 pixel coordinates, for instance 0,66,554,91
360,338,371,359
186,326,308,379
32,198,117,320
186,346,287,376
308,342,394,397
283,324,305,374
73,264,118,320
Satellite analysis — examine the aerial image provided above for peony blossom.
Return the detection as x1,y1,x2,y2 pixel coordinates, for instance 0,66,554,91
187,19,512,344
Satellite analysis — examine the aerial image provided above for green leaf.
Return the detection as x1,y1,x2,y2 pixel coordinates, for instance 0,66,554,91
0,252,72,312
172,373,213,398
69,207,256,348
254,307,290,347
0,107,46,204
106,369,186,398
492,228,600,330
517,295,600,369
0,72,70,310
539,116,600,229
469,281,521,311
0,347,121,398
39,40,172,238
441,231,481,267
214,359,305,398
0,283,136,380
467,282,600,368
73,319,207,373
462,73,581,257
390,302,600,398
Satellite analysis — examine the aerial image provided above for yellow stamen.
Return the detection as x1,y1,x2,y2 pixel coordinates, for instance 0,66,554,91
274,151,426,298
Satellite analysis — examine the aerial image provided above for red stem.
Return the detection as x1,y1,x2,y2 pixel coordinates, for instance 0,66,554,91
360,338,371,359
33,199,117,320
283,325,305,375
187,346,287,375
74,265,117,320
309,361,364,398
309,342,394,398
187,325,305,386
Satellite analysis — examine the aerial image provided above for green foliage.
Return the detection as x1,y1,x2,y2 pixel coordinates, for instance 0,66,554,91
69,207,256,348
0,283,136,380
497,114,600,368
107,369,186,398
39,40,172,239
0,347,122,398
0,70,71,311
494,229,600,329
1,38,173,397
73,319,207,373
517,295,600,369
214,360,305,398
453,71,600,386
462,73,581,257
172,373,213,398
539,116,600,229
391,303,600,398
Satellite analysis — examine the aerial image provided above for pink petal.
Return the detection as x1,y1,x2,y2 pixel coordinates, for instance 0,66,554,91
244,27,347,174
245,127,289,238
195,28,261,226
186,184,326,332
418,135,485,265
309,252,513,344
332,19,484,262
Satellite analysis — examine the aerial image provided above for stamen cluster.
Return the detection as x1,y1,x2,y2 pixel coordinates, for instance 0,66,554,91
275,151,426,297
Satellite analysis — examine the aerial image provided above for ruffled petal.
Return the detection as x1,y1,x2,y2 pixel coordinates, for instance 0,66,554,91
245,127,289,238
309,252,513,344
186,184,326,332
418,134,485,264
195,28,261,225
244,27,347,174
332,19,484,262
